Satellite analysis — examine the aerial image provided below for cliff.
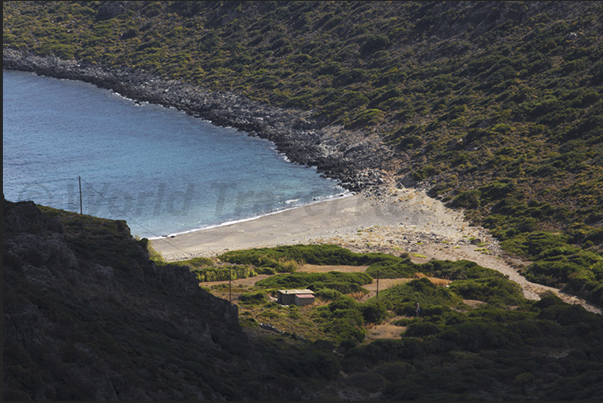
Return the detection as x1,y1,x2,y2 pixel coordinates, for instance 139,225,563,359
2,198,305,400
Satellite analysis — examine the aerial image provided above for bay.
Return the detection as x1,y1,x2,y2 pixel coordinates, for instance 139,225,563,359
3,70,348,238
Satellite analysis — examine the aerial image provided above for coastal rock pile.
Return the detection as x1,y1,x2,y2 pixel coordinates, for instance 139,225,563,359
3,48,393,192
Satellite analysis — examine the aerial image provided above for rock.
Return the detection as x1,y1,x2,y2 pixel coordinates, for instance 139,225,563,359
3,48,395,193
3,200,63,235
447,138,464,151
96,1,127,21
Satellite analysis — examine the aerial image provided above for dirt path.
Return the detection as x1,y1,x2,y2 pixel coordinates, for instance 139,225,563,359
316,227,602,314
158,188,601,315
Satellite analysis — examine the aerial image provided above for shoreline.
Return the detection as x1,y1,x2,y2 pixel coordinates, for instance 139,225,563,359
3,48,394,193
6,49,599,314
150,188,602,314
147,191,354,240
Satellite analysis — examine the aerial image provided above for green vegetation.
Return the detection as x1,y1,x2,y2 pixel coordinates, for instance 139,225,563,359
192,265,256,282
256,271,372,295
207,244,603,399
3,1,603,304
4,2,603,397
5,201,603,400
342,292,603,400
372,278,463,316
220,244,419,277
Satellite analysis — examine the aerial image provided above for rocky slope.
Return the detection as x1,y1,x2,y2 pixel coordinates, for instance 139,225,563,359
2,198,307,400
3,48,394,192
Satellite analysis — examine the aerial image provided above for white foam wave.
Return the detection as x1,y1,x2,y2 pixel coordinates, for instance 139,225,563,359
147,191,353,240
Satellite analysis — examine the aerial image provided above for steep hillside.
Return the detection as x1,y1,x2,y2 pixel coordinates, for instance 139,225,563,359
3,2,602,302
3,199,313,400
5,199,603,400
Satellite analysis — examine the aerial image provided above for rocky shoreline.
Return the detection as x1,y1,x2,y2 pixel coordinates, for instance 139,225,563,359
3,48,395,193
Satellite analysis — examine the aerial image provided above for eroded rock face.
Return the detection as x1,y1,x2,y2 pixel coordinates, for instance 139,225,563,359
3,199,284,400
3,48,393,192
3,200,63,234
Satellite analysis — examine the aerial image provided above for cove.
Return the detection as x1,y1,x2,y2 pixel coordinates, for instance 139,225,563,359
3,70,348,238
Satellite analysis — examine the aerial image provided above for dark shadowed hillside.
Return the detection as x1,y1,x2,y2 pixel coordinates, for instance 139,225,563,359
4,199,603,400
2,198,311,400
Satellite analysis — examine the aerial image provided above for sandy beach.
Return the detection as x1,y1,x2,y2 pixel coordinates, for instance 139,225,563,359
150,187,485,261
150,187,601,314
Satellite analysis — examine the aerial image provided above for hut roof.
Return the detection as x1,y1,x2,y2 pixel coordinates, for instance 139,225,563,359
277,289,314,295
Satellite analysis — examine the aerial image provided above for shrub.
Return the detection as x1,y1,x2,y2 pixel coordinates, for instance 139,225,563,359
374,278,462,313
451,190,481,209
179,256,213,268
449,277,524,306
193,265,255,282
422,260,504,280
346,371,389,393
348,109,384,128
238,291,268,305
360,302,388,324
366,257,417,278
360,35,390,57
501,232,570,260
309,281,369,295
255,271,372,290
479,180,517,202
404,322,443,337
333,69,367,86
315,288,345,301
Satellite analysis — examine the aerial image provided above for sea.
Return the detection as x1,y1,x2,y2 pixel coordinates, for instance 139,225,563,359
3,69,349,239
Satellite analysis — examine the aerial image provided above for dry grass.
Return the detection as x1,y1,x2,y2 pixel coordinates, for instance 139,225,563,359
364,323,406,342
427,277,453,286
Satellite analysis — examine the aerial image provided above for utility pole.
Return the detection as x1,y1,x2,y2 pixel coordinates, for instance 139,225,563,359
78,176,83,215
376,272,380,300
229,268,232,303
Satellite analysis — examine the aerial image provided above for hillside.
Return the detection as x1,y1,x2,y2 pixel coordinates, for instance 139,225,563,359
4,199,603,400
3,198,313,400
3,3,603,318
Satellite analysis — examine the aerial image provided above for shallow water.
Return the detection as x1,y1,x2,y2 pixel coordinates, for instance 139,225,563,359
3,70,347,238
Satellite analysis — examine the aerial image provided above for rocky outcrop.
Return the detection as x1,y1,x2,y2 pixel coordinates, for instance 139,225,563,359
2,198,299,400
3,48,393,192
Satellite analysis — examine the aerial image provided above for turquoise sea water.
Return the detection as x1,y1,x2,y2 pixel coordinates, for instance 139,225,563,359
3,70,347,238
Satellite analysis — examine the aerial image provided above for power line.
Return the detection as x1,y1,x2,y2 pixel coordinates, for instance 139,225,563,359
80,178,193,260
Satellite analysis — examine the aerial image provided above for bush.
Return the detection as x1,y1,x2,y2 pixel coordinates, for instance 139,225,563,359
348,109,384,128
422,260,504,280
360,302,388,324
366,257,417,278
360,35,390,57
179,256,213,268
501,232,570,260
315,288,345,301
256,266,276,275
309,281,369,295
404,322,443,337
345,371,389,393
255,271,372,290
193,265,255,282
374,278,462,313
238,291,268,305
449,277,524,306
451,190,481,209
